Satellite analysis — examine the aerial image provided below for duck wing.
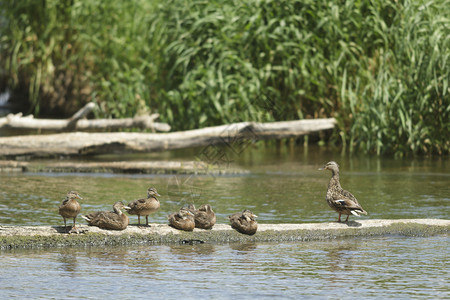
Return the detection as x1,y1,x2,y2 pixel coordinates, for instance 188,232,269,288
235,217,257,235
194,211,216,229
331,188,362,208
59,199,69,208
84,211,126,229
127,198,149,213
332,190,367,215
168,212,194,230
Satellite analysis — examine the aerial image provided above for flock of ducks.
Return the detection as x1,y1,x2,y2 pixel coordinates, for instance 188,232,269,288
58,161,367,234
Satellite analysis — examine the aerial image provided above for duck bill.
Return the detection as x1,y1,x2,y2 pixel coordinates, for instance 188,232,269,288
124,206,131,210
155,192,161,197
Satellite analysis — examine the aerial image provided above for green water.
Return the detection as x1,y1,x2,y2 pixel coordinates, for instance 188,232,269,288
0,145,449,298
0,146,448,225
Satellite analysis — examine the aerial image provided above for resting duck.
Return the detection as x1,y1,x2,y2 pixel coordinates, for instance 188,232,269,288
191,204,216,229
228,209,258,235
81,201,130,230
168,207,195,231
125,187,160,226
319,161,367,222
58,191,82,233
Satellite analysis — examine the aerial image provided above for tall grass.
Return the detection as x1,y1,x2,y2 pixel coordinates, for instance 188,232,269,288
0,0,448,155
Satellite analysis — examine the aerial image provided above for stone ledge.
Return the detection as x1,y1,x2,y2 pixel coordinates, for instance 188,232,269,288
0,219,448,250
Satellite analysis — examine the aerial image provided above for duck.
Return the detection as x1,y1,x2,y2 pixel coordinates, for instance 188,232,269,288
168,207,195,231
191,204,216,229
125,187,160,226
58,191,82,233
228,209,258,235
319,161,367,222
81,201,130,230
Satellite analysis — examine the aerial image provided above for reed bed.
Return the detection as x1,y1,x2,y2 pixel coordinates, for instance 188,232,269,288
0,0,448,155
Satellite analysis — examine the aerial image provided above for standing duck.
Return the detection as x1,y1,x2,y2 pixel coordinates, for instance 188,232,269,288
58,191,82,233
228,209,258,235
125,187,160,226
168,207,195,231
81,201,130,230
192,204,216,229
319,161,367,222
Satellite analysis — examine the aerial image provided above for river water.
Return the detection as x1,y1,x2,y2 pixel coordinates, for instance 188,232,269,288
0,145,449,298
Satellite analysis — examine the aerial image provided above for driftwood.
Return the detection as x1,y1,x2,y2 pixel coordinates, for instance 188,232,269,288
0,160,249,175
0,102,171,132
0,118,336,157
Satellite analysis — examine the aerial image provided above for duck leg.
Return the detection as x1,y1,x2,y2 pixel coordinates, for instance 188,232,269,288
345,215,349,222
337,213,342,222
63,217,68,233
146,215,149,226
69,217,79,234
137,215,141,225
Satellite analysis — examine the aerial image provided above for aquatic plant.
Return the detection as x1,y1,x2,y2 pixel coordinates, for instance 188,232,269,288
0,0,448,155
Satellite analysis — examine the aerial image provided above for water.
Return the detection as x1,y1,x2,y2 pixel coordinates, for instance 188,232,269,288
1,236,448,299
0,146,448,225
0,145,449,297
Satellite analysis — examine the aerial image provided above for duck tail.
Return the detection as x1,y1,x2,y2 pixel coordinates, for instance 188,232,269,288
350,210,360,216
350,209,368,216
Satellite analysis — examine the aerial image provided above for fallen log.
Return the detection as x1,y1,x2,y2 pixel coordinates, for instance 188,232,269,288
0,102,171,132
0,160,249,175
0,118,336,158
0,219,448,249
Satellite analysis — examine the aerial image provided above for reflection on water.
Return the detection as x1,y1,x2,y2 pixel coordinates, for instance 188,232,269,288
1,236,448,298
0,146,449,226
0,147,448,297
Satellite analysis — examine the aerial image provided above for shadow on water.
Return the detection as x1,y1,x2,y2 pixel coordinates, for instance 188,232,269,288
229,242,258,253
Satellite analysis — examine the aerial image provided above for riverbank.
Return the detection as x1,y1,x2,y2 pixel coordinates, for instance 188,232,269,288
1,219,448,250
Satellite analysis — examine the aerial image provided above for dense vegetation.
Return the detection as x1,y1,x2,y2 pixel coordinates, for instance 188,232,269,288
0,0,448,156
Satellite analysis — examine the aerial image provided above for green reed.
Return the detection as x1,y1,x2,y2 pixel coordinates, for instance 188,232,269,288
0,0,448,155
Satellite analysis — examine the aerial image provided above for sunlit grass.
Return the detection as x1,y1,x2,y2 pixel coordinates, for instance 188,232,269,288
0,0,448,156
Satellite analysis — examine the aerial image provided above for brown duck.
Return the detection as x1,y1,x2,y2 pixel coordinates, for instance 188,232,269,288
319,161,367,222
228,209,258,235
168,207,195,231
125,187,160,226
58,191,82,233
81,201,130,230
190,204,216,229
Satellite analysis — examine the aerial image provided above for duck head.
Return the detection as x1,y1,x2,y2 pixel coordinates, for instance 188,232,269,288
198,204,214,213
67,191,82,200
113,201,131,211
147,187,161,198
242,209,257,221
179,207,195,219
318,161,340,173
